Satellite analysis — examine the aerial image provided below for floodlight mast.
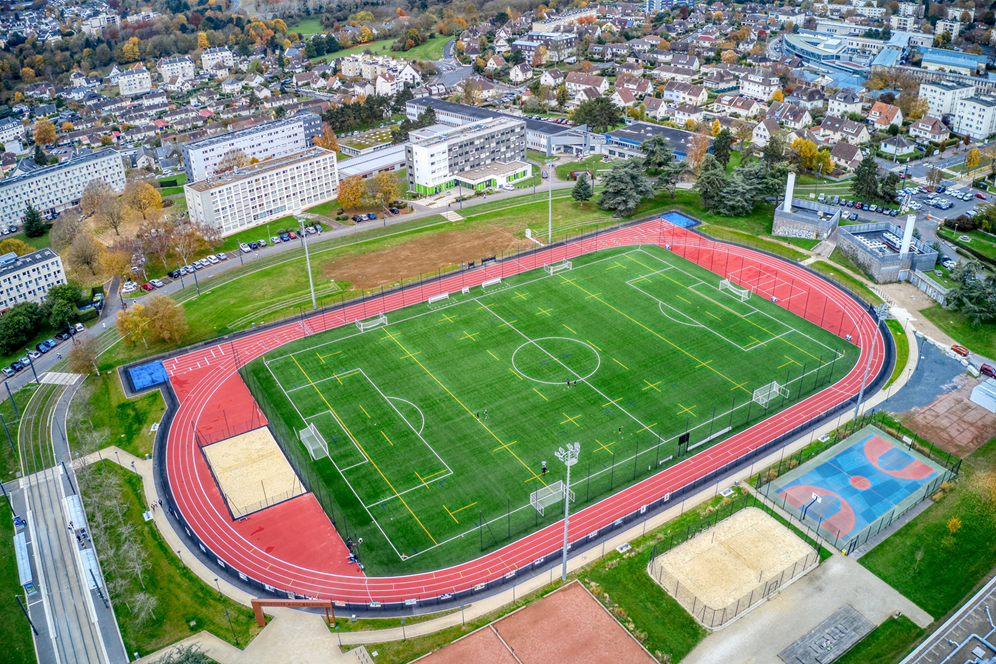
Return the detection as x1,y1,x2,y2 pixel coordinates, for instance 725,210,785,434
295,211,317,310
555,442,580,582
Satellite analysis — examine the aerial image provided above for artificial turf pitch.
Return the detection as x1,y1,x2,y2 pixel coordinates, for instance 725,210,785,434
244,244,860,574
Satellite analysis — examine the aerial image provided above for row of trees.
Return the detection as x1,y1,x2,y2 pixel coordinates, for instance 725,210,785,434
851,154,902,206
0,282,83,355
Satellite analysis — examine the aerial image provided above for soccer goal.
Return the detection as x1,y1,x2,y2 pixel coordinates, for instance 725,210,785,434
719,279,751,302
545,260,573,276
530,480,575,517
753,381,789,408
356,314,387,332
300,422,329,461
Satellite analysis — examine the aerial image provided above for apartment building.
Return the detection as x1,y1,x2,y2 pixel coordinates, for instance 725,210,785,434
920,80,975,117
740,69,781,101
185,148,339,236
954,96,996,140
898,2,924,17
889,15,917,31
935,20,961,37
827,89,862,117
201,47,234,71
156,56,195,81
0,151,125,227
82,13,120,37
0,117,26,145
181,114,323,183
405,118,528,195
0,248,66,312
118,67,152,97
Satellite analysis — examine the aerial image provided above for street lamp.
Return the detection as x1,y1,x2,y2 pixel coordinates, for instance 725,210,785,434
555,442,580,582
547,167,553,244
295,213,317,311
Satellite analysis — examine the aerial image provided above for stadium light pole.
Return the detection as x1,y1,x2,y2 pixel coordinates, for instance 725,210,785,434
555,442,580,582
547,167,553,244
295,213,318,310
852,304,888,423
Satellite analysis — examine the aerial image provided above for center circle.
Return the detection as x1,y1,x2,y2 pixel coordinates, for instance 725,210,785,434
511,337,601,385
850,475,872,490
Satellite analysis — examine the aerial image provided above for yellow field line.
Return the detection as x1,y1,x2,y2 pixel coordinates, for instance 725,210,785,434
359,404,370,419
707,312,721,321
613,358,628,370
677,295,691,304
443,502,478,523
380,329,546,486
603,397,623,407
587,340,602,351
563,324,577,334
636,422,658,434
291,355,436,544
416,469,448,486
498,319,518,328
533,388,548,401
487,350,500,361
509,368,524,380
381,430,394,446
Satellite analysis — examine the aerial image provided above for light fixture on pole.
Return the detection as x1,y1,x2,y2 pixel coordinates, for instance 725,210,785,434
547,167,553,244
555,442,580,582
295,212,317,310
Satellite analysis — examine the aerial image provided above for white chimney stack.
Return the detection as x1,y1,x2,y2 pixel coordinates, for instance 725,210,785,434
900,214,916,255
783,172,795,213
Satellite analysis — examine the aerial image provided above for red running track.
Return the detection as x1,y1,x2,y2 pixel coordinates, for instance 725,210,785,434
164,219,884,603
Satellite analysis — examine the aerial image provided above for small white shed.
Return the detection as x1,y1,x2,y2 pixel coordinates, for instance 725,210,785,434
970,378,996,413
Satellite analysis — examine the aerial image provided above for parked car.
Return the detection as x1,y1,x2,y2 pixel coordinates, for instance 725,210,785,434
848,212,858,220
217,252,228,261
288,231,298,239
280,233,290,242
122,282,138,293
18,357,29,367
56,332,70,342
259,239,268,247
30,348,43,357
352,215,364,222
10,361,22,372
952,344,970,357
271,236,282,244
981,364,996,378
977,193,988,200
889,209,898,217
141,282,154,291
207,255,219,264
151,279,164,288
367,213,377,220
389,207,400,214
74,323,85,333
240,243,251,253
168,270,180,279
937,185,946,193
248,241,259,250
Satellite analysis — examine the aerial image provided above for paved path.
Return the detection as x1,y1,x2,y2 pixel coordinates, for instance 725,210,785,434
683,554,933,664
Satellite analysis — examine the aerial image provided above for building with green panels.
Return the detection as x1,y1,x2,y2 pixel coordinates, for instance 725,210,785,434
405,117,527,196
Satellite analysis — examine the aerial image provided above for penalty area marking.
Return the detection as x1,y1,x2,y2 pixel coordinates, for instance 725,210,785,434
386,396,426,435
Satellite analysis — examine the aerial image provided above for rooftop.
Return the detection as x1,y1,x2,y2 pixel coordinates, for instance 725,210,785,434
0,248,59,278
186,148,336,192
183,115,318,153
339,125,398,151
456,160,529,184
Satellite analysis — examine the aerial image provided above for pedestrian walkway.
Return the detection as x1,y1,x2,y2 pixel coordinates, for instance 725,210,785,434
442,210,464,222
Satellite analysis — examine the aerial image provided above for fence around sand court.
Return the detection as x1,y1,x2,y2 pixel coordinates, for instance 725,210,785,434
647,507,819,630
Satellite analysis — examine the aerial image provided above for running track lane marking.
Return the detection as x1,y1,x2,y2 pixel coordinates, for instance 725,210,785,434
379,329,547,487
290,354,438,545
560,273,751,394
626,252,821,362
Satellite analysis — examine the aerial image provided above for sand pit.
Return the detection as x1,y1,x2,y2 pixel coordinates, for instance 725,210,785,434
649,507,818,629
322,227,531,289
202,427,306,519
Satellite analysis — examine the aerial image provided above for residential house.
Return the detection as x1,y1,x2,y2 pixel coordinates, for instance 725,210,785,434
880,135,916,158
908,116,950,143
827,89,862,117
375,73,402,96
510,64,534,84
786,87,825,111
868,102,902,128
611,89,638,108
221,78,242,95
157,56,195,81
650,66,695,83
830,141,862,171
643,96,667,120
818,116,871,144
486,55,506,71
398,63,423,86
614,76,653,97
671,54,700,71
714,94,763,118
673,103,704,126
660,81,708,107
751,118,781,146
767,101,813,130
702,70,738,90
565,72,609,94
740,69,781,101
540,69,565,87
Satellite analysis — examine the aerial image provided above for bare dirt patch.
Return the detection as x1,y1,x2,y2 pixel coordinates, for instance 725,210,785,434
902,374,996,456
322,227,531,289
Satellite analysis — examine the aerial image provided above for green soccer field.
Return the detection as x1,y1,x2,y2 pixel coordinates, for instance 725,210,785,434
244,244,860,575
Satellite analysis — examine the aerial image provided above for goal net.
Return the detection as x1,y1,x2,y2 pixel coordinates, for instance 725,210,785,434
719,279,751,302
300,422,329,461
545,260,573,276
530,480,575,517
356,314,387,332
753,381,789,408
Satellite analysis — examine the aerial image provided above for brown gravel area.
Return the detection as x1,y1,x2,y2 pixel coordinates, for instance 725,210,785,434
322,227,530,289
417,625,519,664
903,374,996,456
494,582,656,664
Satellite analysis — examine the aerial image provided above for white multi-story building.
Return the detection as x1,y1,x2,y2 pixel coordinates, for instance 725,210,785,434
181,114,323,183
898,2,925,17
184,148,339,236
935,20,962,38
889,15,917,31
82,14,120,37
156,56,195,81
0,151,125,227
201,47,234,71
740,69,781,101
118,67,152,97
921,80,975,117
954,96,996,140
0,117,26,145
405,118,529,196
0,248,66,312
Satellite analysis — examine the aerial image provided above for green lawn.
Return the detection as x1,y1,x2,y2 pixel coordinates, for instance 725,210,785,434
0,502,34,664
885,319,909,388
860,437,996,619
67,373,165,459
289,17,324,36
809,261,885,306
403,36,450,61
244,243,859,575
921,305,996,357
0,384,38,481
698,225,808,261
938,227,996,263
314,39,394,62
305,201,340,219
19,230,52,251
555,156,608,181
836,616,924,664
160,186,185,196
80,462,261,657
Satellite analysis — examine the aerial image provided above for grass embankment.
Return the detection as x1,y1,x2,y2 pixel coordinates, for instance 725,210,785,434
885,319,910,388
939,227,996,263
0,502,35,664
403,36,450,60
312,39,394,62
289,17,324,36
921,305,996,358
835,615,924,664
0,384,38,481
698,225,809,261
66,373,165,459
80,461,261,657
808,261,885,306
861,437,996,619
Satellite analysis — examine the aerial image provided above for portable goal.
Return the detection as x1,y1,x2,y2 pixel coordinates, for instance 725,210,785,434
530,480,574,517
299,422,329,461
719,279,751,302
545,260,573,276
753,381,789,408
356,314,387,332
